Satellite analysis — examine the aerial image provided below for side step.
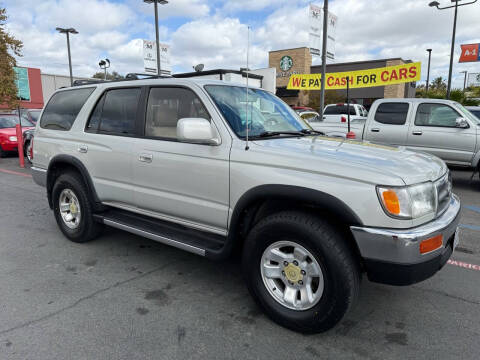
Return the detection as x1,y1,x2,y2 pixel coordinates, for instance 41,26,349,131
93,209,226,257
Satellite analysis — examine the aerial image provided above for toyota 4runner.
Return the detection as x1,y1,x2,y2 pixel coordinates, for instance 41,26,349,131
31,77,460,333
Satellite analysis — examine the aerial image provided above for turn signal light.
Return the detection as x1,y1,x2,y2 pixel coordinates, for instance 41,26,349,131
382,190,400,215
420,235,443,254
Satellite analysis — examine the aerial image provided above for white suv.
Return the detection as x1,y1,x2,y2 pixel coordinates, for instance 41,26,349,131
31,77,460,333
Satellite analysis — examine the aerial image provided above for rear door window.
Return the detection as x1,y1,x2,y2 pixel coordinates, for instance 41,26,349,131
40,87,95,130
374,103,409,125
86,88,140,135
324,105,356,115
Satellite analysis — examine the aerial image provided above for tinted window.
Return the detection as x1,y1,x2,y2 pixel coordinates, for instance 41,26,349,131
415,103,459,127
374,103,409,125
99,88,140,134
145,87,209,139
86,95,105,132
324,105,356,115
40,88,95,130
469,110,480,120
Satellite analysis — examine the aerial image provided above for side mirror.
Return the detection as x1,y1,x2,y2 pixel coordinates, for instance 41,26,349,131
455,117,469,129
177,118,220,145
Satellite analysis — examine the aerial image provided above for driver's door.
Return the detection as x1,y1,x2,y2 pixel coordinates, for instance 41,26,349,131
406,102,476,165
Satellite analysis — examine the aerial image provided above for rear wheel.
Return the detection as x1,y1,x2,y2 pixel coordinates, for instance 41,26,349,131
24,140,32,164
52,172,103,243
242,211,361,333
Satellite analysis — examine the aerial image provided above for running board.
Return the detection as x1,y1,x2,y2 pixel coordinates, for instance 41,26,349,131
93,209,226,257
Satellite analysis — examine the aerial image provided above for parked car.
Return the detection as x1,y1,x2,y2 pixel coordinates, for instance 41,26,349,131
310,98,480,169
0,114,35,158
291,106,314,113
23,128,35,163
321,103,368,123
11,108,42,124
31,79,460,333
466,106,480,120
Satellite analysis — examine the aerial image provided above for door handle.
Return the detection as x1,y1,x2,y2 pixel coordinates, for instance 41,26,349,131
412,131,423,135
78,145,88,153
371,128,380,132
138,153,153,163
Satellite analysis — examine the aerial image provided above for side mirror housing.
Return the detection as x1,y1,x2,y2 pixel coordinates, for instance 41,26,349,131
177,118,220,145
455,117,469,129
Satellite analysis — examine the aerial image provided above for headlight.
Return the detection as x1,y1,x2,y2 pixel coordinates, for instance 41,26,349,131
377,182,436,219
8,136,17,142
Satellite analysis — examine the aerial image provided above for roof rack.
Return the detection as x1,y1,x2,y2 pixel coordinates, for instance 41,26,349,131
72,72,172,87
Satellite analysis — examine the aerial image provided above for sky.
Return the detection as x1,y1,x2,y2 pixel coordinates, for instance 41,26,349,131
2,0,480,88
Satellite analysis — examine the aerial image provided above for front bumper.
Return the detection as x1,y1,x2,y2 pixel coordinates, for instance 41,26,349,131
0,141,18,152
350,194,461,286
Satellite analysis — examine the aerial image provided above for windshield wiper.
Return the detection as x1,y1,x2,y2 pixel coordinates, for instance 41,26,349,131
299,129,325,136
251,131,308,138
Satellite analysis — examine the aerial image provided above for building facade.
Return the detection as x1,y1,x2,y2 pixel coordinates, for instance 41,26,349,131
269,47,417,109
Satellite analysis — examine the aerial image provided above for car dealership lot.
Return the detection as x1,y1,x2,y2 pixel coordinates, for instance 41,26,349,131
0,157,479,360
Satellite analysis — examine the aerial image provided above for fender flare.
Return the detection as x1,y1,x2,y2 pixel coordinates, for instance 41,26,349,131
207,184,363,260
46,154,101,209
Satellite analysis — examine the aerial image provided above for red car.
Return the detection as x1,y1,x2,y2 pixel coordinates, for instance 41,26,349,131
0,114,34,158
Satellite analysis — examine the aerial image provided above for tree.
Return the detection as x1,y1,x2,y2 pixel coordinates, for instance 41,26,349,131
92,71,124,80
0,8,23,108
430,76,447,91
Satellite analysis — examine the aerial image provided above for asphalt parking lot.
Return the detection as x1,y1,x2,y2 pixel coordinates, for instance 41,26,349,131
0,156,479,360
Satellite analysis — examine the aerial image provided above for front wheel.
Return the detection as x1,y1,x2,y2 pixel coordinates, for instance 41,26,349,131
242,211,361,333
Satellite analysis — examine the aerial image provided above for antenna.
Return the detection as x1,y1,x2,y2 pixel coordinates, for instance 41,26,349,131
245,25,250,151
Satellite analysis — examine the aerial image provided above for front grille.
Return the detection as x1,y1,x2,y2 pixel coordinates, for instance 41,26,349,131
435,172,452,216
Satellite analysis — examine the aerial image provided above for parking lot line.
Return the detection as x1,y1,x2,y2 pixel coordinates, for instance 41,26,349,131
447,259,480,272
0,167,32,178
459,224,480,231
464,205,480,214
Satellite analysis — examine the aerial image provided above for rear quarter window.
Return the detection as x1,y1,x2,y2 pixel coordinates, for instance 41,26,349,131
374,102,409,125
40,87,95,130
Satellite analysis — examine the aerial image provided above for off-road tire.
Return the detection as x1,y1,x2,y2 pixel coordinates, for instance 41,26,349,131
52,172,103,243
242,211,361,333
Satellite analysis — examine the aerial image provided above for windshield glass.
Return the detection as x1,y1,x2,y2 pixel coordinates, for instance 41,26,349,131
204,85,309,138
456,103,480,124
0,116,34,128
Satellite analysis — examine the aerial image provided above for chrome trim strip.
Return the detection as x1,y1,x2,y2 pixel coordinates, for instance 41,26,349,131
102,201,227,236
103,219,205,256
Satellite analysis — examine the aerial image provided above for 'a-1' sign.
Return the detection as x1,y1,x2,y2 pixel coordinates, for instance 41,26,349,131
459,44,480,63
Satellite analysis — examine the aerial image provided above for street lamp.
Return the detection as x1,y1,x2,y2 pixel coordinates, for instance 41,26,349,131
99,59,110,80
428,0,478,99
426,49,432,93
459,70,468,91
143,0,168,76
56,27,78,86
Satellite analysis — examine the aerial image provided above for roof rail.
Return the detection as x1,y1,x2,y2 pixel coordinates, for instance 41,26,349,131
72,79,104,86
71,73,172,87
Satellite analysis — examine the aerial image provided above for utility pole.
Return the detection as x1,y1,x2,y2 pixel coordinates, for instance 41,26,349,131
460,70,467,91
426,49,432,93
319,0,328,118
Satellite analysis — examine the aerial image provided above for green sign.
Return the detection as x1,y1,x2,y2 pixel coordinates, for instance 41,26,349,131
280,56,293,71
14,67,30,101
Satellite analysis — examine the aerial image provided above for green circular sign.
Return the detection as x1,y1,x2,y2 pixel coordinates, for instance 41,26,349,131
280,55,293,71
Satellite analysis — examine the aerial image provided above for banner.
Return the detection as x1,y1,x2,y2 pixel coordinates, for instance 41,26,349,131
13,67,30,101
326,11,337,60
459,43,480,63
467,73,480,87
143,40,171,75
308,4,322,56
287,62,421,90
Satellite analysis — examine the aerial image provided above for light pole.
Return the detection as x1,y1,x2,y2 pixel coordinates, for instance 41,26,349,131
319,0,328,118
428,0,478,99
143,0,168,76
426,49,432,93
459,70,468,91
56,27,78,86
99,59,110,80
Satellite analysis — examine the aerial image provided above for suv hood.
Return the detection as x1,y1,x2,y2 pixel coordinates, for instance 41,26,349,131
250,136,447,186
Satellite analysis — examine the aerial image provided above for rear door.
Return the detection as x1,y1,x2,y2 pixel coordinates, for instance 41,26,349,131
82,87,142,205
406,102,476,165
364,102,410,146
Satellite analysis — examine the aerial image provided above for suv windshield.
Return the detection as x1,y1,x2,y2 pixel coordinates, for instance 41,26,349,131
205,85,310,138
0,115,34,128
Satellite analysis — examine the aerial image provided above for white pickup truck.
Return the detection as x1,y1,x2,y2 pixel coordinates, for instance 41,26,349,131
309,98,480,169
321,103,368,123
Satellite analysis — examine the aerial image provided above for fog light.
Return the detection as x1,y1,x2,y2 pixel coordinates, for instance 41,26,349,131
420,234,443,254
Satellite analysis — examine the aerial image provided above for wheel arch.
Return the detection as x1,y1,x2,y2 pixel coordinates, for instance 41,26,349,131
46,155,102,211
208,185,363,260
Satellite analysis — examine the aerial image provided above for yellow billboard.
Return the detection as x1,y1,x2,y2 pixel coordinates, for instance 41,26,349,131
287,62,421,90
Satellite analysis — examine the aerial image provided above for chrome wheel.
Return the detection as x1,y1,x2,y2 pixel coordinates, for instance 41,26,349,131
58,188,81,229
261,240,324,311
